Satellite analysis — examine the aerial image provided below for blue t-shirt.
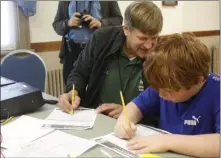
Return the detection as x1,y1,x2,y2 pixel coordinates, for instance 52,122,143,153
133,73,220,135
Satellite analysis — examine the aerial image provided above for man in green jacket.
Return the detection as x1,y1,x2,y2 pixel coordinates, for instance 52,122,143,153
58,1,163,120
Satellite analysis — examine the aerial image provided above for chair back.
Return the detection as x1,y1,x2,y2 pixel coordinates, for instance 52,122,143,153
1,49,47,92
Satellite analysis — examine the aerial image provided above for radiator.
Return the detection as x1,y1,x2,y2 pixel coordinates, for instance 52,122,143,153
46,68,64,97
211,46,220,75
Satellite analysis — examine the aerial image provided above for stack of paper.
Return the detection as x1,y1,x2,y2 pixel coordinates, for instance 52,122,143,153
1,115,54,150
94,125,170,157
42,108,97,130
3,130,97,157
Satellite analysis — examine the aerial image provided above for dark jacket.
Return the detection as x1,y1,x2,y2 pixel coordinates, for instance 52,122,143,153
52,1,123,63
66,26,149,109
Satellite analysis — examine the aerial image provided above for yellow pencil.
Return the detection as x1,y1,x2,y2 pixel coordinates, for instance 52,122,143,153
69,84,75,115
120,91,130,123
3,116,14,125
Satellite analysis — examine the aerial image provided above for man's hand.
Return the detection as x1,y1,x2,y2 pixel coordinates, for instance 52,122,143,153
83,15,102,29
68,12,81,27
96,103,123,119
127,134,170,154
58,90,81,113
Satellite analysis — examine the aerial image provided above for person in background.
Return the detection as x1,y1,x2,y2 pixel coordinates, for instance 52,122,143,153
114,33,220,158
58,1,163,122
52,1,123,85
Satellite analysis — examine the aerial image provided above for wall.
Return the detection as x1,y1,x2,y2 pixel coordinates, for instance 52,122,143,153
28,1,219,72
37,51,61,70
29,1,220,43
29,1,61,43
182,1,220,32
118,1,182,34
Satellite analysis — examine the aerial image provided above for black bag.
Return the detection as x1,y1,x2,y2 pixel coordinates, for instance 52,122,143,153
0,82,45,120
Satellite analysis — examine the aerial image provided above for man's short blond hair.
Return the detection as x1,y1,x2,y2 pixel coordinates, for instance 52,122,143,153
124,1,163,35
144,33,211,91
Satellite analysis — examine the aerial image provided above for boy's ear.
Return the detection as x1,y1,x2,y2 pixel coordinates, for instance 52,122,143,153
198,76,205,84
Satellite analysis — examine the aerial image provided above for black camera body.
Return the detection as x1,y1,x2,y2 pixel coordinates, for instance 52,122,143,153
77,10,92,27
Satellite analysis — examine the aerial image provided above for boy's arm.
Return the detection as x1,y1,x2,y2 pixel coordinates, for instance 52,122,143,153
118,88,160,124
167,133,219,158
115,102,143,139
118,102,143,124
128,133,219,158
115,88,160,139
168,94,220,158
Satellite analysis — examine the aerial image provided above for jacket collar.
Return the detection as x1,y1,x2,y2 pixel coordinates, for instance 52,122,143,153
106,26,126,56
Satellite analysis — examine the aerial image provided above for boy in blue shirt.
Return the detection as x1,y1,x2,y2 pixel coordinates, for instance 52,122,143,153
114,33,220,157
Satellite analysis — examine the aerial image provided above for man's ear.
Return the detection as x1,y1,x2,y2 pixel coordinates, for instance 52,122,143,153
123,24,130,36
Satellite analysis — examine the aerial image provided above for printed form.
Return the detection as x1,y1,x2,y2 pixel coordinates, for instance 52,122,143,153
3,130,97,157
42,108,97,130
1,115,54,150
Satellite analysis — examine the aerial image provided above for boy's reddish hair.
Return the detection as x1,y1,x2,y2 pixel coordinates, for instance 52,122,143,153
144,33,210,91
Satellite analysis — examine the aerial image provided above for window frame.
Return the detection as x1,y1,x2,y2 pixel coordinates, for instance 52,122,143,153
1,2,31,56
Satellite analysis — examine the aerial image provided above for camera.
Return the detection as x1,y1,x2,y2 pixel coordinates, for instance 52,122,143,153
77,9,92,27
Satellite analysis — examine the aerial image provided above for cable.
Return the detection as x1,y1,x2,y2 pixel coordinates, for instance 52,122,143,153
0,109,9,123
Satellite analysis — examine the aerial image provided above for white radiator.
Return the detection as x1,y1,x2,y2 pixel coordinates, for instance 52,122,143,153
211,46,220,75
46,68,64,97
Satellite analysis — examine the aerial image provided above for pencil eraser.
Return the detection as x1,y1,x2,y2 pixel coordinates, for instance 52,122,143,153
140,154,160,158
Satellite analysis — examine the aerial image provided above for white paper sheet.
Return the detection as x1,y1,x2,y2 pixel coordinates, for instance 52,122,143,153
3,130,97,157
135,124,170,137
1,115,54,150
42,108,97,130
94,125,170,158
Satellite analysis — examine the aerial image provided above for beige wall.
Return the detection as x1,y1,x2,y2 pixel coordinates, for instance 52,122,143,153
29,1,219,43
37,51,62,70
198,36,220,50
31,1,220,71
28,1,219,70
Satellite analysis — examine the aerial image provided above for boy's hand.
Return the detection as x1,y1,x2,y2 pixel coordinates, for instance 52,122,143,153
127,134,170,154
114,120,137,139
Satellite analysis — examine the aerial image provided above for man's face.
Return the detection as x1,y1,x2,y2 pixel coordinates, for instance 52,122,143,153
123,25,158,59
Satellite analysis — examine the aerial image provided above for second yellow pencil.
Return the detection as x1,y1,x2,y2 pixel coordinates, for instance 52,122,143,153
69,84,75,115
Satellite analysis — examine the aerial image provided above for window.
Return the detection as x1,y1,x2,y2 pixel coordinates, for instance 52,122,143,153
1,1,18,52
